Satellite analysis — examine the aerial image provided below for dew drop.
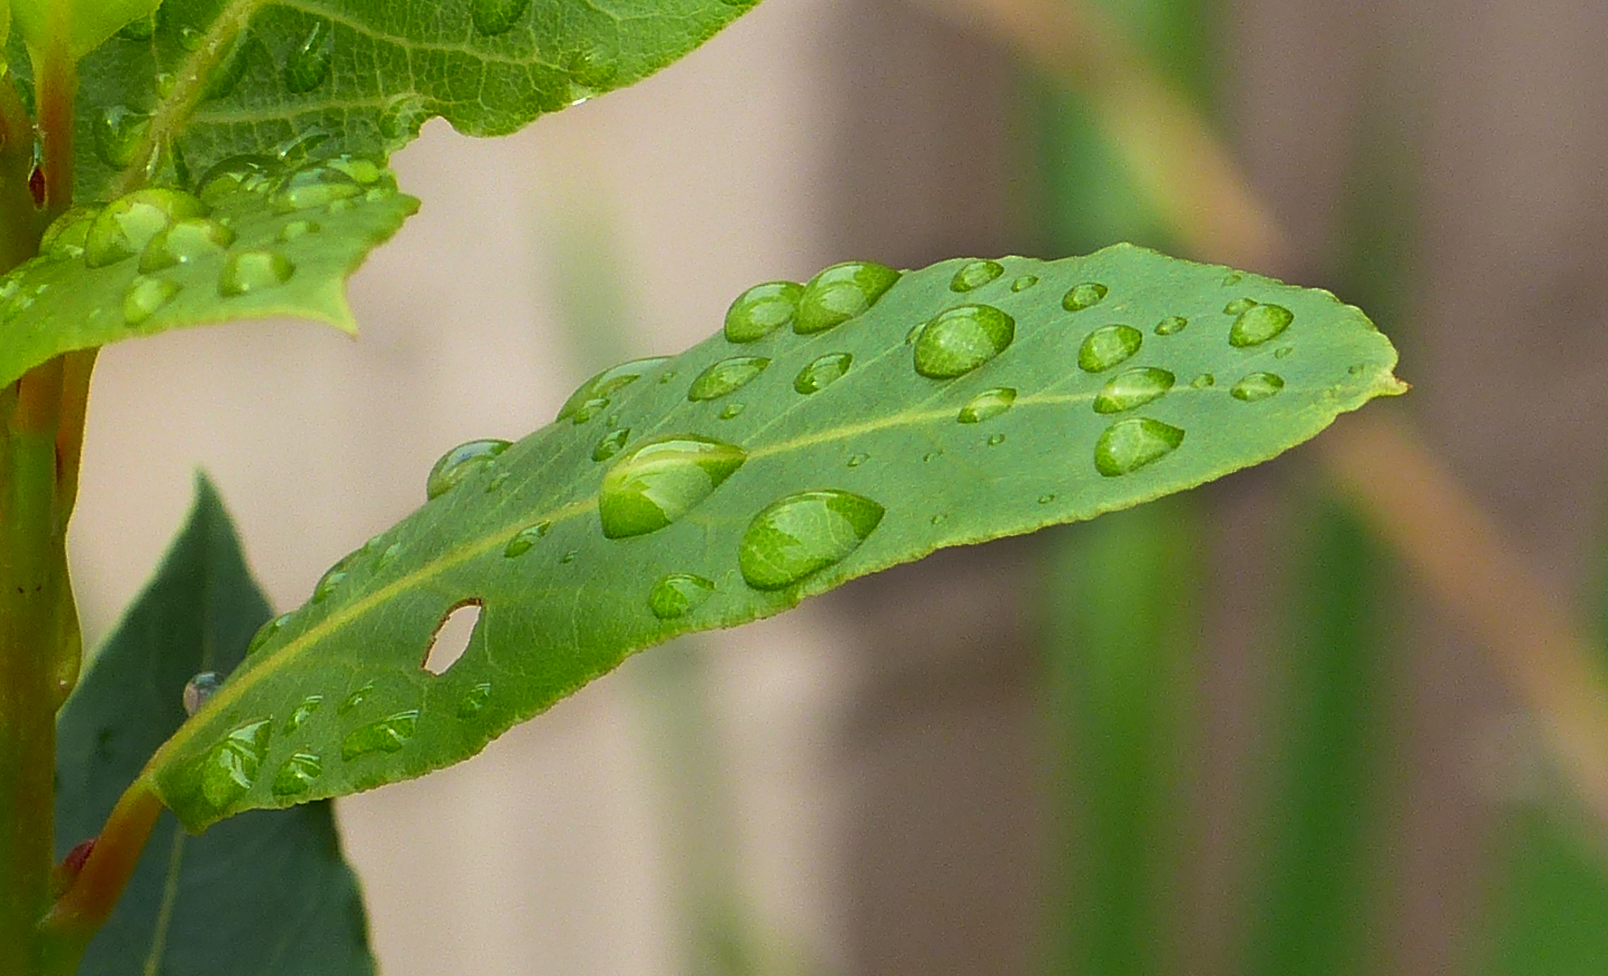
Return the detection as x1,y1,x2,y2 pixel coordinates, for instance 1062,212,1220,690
179,27,206,51
795,352,853,394
1010,275,1039,292
458,683,493,718
1190,373,1215,388
123,276,180,326
284,20,335,94
719,403,746,420
1155,315,1188,336
272,753,323,797
1077,324,1143,372
312,567,346,603
504,521,552,558
571,398,609,424
198,155,282,207
1094,418,1185,477
140,218,235,272
338,683,374,716
183,672,222,715
930,513,948,525
794,261,901,334
988,433,1006,446
247,613,291,655
39,207,98,260
556,357,670,422
85,189,209,269
1347,363,1366,376
326,154,385,186
725,281,802,342
198,719,272,810
598,436,747,539
1274,345,1294,359
1229,304,1293,347
1222,272,1244,285
1062,282,1108,311
592,427,631,462
427,439,512,499
284,695,324,734
560,550,579,564
278,219,321,242
688,356,769,401
1038,493,1057,505
1093,367,1175,414
1230,372,1285,402
471,0,533,35
341,710,420,761
924,450,943,462
219,250,296,296
950,259,1004,292
377,543,402,569
913,305,1015,378
94,106,152,169
1223,297,1258,315
274,165,363,212
648,573,716,620
738,490,885,590
847,452,869,467
958,387,1016,424
379,95,432,145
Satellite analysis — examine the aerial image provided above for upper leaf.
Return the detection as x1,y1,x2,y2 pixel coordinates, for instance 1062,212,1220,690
57,478,374,975
68,0,761,200
143,244,1405,831
11,0,158,59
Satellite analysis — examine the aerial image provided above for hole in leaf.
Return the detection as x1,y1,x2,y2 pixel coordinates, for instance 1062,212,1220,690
423,600,482,675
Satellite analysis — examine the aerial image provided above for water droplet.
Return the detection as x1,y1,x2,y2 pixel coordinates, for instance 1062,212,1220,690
284,695,324,734
183,672,223,715
565,45,619,94
724,280,801,342
278,219,321,242
560,549,579,564
204,31,254,100
94,106,152,168
123,277,180,326
1222,271,1244,286
913,304,1015,378
139,218,235,272
847,452,869,467
1062,282,1108,311
1077,324,1143,372
905,322,925,345
338,683,374,716
1094,418,1185,477
272,753,323,797
795,261,901,334
1155,315,1188,336
924,450,943,462
593,427,631,462
85,188,208,269
1010,275,1039,292
648,573,716,620
1347,363,1366,376
39,207,98,260
504,521,552,558
1230,372,1285,402
198,155,282,206
377,543,402,569
599,436,747,539
179,26,206,51
1190,373,1215,388
1093,367,1175,414
219,250,296,296
719,403,746,420
472,0,533,35
950,259,1003,292
379,95,432,145
284,20,335,94
312,567,346,603
738,490,885,590
483,471,508,493
342,710,420,761
458,683,493,718
427,439,512,499
556,357,670,422
1223,297,1258,315
199,719,272,810
248,613,291,655
274,165,363,212
1229,304,1293,347
688,356,769,401
1274,345,1293,359
930,513,948,525
957,387,1017,423
795,352,853,394
659,371,677,384
572,398,608,424
988,433,1007,446
1037,493,1057,505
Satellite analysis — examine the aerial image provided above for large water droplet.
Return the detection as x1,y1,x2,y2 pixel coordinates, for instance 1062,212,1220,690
688,356,769,401
123,277,181,326
272,753,323,797
458,683,493,718
427,439,512,499
950,259,1003,292
739,490,884,590
1230,372,1285,402
725,281,802,342
504,521,552,558
598,436,747,539
219,250,296,296
795,261,901,334
1223,297,1258,315
1155,315,1188,336
1094,418,1185,477
183,672,223,715
1093,367,1175,414
913,305,1015,379
284,20,335,94
85,188,208,268
556,357,670,422
593,427,631,462
94,105,152,168
284,695,324,734
342,710,420,761
1229,304,1293,347
795,352,852,394
198,155,282,207
139,218,235,272
472,0,533,35
40,207,98,260
958,387,1017,423
648,573,716,620
274,165,363,212
1062,282,1108,311
199,719,272,810
1077,325,1143,372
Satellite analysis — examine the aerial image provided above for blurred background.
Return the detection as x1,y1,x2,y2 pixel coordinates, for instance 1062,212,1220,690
59,0,1608,973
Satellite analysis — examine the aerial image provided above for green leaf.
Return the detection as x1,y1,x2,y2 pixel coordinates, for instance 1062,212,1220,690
144,244,1405,831
11,0,157,59
68,0,760,200
56,477,375,975
0,160,415,391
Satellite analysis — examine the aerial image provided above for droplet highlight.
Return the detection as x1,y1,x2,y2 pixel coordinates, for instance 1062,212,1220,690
913,305,1015,378
795,261,901,334
1077,325,1143,372
648,573,716,620
1094,418,1185,477
1093,367,1175,414
725,281,802,342
183,672,222,716
427,439,511,499
794,353,853,394
598,436,747,539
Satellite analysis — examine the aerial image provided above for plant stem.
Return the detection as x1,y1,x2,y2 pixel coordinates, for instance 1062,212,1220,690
34,40,75,220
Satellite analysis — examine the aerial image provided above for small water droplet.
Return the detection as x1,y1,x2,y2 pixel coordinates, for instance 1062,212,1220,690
338,683,374,716
1190,373,1215,388
659,371,677,384
472,0,533,35
988,433,1006,446
688,356,769,401
1078,324,1143,372
1223,297,1258,315
564,45,619,93
913,305,1015,378
1037,493,1057,505
484,471,509,493
847,452,870,467
930,513,948,525
312,567,346,603
905,322,925,345
140,218,235,272
342,710,420,761
1094,417,1184,477
379,94,432,145
219,250,296,296
427,439,512,499
795,352,853,394
199,719,272,810
504,521,552,558
123,277,181,326
725,281,802,342
284,20,335,94
1093,367,1175,414
556,357,670,422
204,30,254,100
593,427,631,462
284,695,324,734
560,549,579,564
39,207,98,260
950,259,1004,292
183,672,223,715
1010,275,1039,292
719,403,746,420
1274,345,1294,359
1155,315,1188,336
1229,304,1293,347
179,26,206,51
795,261,901,334
957,387,1016,423
94,105,152,168
458,683,493,718
248,613,291,655
648,573,716,620
85,188,209,269
924,450,943,462
278,219,321,242
572,398,608,424
1062,282,1108,311
275,165,363,212
377,543,402,569
272,753,323,797
1230,372,1285,402
598,436,747,539
198,155,282,207
1222,271,1243,286
738,490,885,590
